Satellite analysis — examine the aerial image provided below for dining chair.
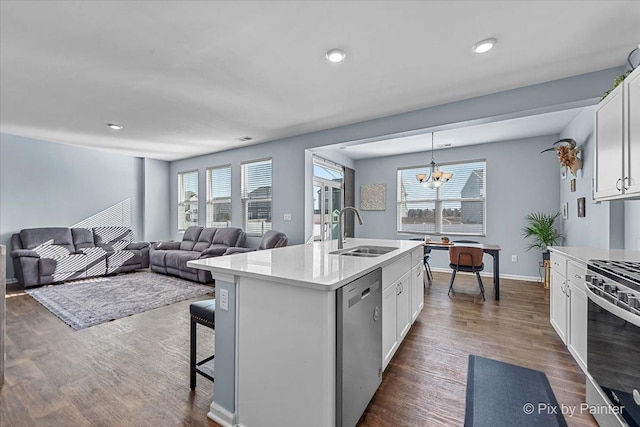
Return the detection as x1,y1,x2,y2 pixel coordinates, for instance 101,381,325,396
448,246,485,300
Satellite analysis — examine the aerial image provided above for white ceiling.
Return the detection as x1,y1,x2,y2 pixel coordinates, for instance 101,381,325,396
328,107,585,160
1,1,639,161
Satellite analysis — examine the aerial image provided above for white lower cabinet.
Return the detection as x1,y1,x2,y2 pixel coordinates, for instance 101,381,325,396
550,269,568,344
411,263,425,322
549,251,588,374
568,280,588,372
382,283,398,366
382,248,424,370
396,272,411,340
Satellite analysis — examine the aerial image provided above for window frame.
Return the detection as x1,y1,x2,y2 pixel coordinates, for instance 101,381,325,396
177,169,199,232
206,164,232,228
397,159,487,237
241,158,273,237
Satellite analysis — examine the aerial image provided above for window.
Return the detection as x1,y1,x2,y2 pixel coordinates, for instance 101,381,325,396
397,160,486,236
206,165,232,227
241,159,272,236
178,170,199,231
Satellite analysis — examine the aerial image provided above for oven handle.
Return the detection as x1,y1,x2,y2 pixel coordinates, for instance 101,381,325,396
586,284,640,327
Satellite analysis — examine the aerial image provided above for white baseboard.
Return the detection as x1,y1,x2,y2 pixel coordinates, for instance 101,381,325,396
208,401,236,427
5,278,17,285
428,267,540,283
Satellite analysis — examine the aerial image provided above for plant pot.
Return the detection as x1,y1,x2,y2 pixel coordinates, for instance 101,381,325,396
542,250,550,261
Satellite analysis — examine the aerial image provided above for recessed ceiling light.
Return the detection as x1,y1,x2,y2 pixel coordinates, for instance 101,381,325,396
472,38,497,54
325,49,346,63
107,123,123,130
235,136,254,142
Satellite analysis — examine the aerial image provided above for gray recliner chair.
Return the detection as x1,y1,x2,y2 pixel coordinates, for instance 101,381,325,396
224,230,288,255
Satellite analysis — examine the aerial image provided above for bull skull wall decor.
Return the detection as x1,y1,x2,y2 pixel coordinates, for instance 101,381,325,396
541,138,582,176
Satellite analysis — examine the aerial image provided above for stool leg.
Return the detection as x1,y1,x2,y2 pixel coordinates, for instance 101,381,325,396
190,317,196,390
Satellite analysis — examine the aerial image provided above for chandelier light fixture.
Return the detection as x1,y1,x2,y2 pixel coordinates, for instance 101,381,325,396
415,133,453,188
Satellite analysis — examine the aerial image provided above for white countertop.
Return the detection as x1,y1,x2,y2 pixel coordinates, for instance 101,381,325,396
187,238,423,291
549,246,640,264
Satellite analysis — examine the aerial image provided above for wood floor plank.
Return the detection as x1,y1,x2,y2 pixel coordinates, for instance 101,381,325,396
1,271,596,426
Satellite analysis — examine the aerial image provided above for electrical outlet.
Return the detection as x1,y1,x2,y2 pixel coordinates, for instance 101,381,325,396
284,213,292,221
511,255,518,263
220,289,229,311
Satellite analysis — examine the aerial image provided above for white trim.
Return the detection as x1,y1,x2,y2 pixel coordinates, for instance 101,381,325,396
428,267,540,283
207,400,237,427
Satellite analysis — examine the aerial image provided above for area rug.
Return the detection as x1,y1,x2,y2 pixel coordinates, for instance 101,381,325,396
26,271,214,330
465,355,567,427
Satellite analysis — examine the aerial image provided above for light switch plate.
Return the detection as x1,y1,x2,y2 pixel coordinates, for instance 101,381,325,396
220,289,229,311
284,213,292,221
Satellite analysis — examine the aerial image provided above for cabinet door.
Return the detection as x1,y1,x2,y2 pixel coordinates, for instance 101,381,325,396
411,264,424,322
382,283,398,369
594,84,625,199
550,270,567,344
568,281,588,373
397,273,411,340
625,67,640,196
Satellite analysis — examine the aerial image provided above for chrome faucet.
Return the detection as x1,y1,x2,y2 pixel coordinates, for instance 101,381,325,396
338,206,364,249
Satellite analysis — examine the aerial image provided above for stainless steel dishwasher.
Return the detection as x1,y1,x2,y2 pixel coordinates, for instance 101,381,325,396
336,268,383,427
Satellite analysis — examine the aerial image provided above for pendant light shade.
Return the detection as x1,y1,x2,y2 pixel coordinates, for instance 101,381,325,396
415,133,453,188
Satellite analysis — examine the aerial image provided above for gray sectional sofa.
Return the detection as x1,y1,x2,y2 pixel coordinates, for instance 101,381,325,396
10,226,150,288
150,226,246,283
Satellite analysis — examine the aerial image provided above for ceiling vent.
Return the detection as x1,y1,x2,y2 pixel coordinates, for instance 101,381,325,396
235,136,254,142
437,143,452,148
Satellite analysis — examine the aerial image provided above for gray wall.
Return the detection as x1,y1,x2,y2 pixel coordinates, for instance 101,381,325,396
353,136,560,279
625,201,640,250
143,158,171,242
169,67,623,247
0,133,145,279
557,108,626,249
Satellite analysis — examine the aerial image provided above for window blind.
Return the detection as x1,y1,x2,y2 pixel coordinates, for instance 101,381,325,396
397,160,486,236
206,165,231,227
241,159,272,235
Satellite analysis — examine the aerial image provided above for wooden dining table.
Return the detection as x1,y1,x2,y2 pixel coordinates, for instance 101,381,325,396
424,242,502,300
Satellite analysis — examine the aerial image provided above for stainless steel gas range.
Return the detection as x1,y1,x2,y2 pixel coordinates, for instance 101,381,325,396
585,260,640,427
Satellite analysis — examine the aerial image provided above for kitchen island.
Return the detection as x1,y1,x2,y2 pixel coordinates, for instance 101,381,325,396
187,238,424,427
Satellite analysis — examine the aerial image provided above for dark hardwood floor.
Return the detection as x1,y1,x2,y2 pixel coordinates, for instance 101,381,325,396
1,272,595,427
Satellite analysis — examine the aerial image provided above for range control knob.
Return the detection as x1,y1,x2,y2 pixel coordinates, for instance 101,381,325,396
629,296,640,309
585,274,593,283
591,277,604,287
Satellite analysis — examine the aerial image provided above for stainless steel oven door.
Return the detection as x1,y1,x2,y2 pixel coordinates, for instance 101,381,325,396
587,285,640,427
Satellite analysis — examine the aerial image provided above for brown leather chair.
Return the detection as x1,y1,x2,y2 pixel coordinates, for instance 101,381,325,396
448,246,485,300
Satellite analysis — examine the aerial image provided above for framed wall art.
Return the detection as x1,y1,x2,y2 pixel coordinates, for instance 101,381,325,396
360,184,387,211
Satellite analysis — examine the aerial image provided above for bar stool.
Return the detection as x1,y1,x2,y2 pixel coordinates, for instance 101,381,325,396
190,299,215,390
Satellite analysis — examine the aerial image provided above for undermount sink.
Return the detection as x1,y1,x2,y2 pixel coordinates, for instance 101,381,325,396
330,245,398,258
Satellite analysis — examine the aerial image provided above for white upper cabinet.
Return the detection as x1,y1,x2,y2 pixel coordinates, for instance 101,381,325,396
594,66,640,200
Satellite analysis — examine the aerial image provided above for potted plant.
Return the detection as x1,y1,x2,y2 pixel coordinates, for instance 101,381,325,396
521,212,564,261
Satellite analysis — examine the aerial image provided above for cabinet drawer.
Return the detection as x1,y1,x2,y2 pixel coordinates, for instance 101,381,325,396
382,254,411,291
411,248,423,267
550,252,568,277
567,260,587,284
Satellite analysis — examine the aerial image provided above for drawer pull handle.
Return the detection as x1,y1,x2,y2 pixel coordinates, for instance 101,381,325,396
574,274,581,279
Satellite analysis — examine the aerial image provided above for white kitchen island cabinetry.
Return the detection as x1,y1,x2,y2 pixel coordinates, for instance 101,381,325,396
188,238,424,427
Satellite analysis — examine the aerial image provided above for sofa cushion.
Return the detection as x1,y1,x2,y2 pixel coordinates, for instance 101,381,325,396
192,228,217,252
92,227,135,252
20,227,75,253
107,250,141,273
178,252,202,273
180,226,204,251
150,249,169,268
201,244,229,257
212,228,243,247
165,250,198,269
72,228,95,250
